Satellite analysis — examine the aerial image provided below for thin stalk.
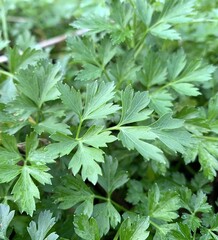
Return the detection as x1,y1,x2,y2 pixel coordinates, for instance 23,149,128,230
28,116,37,125
113,231,119,240
0,69,17,80
2,177,18,204
153,81,172,93
150,220,166,234
1,1,9,53
76,118,83,139
194,135,218,142
185,165,196,176
111,199,129,212
105,125,120,132
116,77,124,90
95,195,107,201
132,13,137,47
36,108,43,123
95,195,129,212
2,195,14,204
133,19,165,58
129,0,135,8
134,31,148,58
193,229,196,240
103,68,112,82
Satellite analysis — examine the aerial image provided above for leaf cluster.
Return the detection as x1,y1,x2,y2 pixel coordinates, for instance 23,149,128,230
0,0,218,239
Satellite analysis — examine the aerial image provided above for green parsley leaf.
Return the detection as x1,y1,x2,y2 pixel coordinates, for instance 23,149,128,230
27,210,58,240
34,117,71,135
138,51,167,89
93,202,121,236
149,90,174,115
98,156,129,195
57,83,82,117
167,49,187,81
169,223,193,240
46,133,77,157
48,126,116,184
149,50,216,112
126,180,146,205
198,141,218,180
0,204,15,239
172,83,201,96
185,139,218,180
143,184,180,222
0,133,22,164
0,78,16,104
115,216,150,240
149,113,193,154
175,61,215,84
11,164,52,216
75,63,103,81
201,213,218,239
180,189,211,231
149,0,195,40
136,0,153,27
55,175,94,217
109,1,134,44
69,143,104,184
3,94,38,133
81,126,116,148
67,37,98,65
151,23,181,40
0,133,54,215
0,165,21,183
119,86,151,125
12,166,40,216
9,47,44,73
83,81,119,120
16,59,62,108
180,189,211,214
208,93,218,122
58,81,119,120
110,51,140,86
72,16,114,35
118,126,166,163
74,214,100,240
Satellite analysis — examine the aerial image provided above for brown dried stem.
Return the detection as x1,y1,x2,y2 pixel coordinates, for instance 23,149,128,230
0,29,88,63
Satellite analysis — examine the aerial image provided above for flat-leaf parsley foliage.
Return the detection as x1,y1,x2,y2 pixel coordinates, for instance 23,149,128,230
0,0,218,239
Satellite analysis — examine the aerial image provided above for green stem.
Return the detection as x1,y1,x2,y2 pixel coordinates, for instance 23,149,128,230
0,69,17,80
194,135,218,142
103,68,112,82
116,77,124,90
1,0,9,53
35,108,41,123
153,81,172,93
111,199,129,212
134,31,148,58
76,118,83,139
132,14,137,47
2,195,14,204
95,195,129,212
185,164,196,176
95,195,107,201
150,220,166,234
129,0,135,8
193,229,196,240
105,125,120,132
2,177,18,203
113,231,119,240
133,19,165,58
